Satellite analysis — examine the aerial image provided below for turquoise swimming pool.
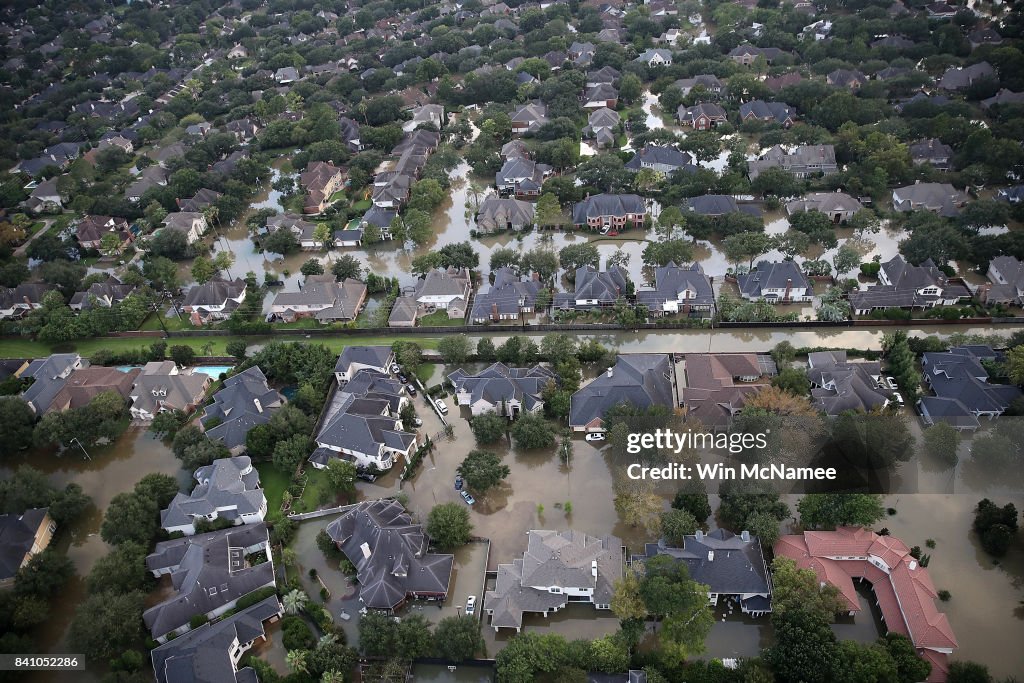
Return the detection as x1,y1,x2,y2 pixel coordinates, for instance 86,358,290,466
114,365,234,377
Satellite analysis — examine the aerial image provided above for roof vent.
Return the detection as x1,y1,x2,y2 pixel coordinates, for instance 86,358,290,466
741,530,750,542
707,550,714,562
591,560,598,579
909,559,917,570
360,542,371,560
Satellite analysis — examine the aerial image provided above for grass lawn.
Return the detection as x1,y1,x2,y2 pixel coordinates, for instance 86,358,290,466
292,466,335,514
255,462,290,523
417,310,466,327
140,308,197,331
415,362,435,385
351,199,372,212
0,334,442,359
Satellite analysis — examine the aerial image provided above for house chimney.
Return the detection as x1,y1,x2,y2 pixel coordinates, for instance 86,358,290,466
784,278,792,302
909,559,917,571
491,302,499,321
591,560,598,578
254,398,263,414
707,550,714,562
695,529,703,541
606,367,614,378
741,530,750,542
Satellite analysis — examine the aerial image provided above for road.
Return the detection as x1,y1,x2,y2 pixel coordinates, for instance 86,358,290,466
13,217,54,257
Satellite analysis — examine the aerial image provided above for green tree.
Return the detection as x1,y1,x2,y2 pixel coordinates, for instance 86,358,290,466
265,227,301,255
535,193,562,229
490,247,521,272
470,412,508,445
191,255,217,284
671,479,712,524
426,502,472,550
0,397,37,453
746,510,782,549
797,493,885,530
14,548,74,598
772,367,810,396
395,614,434,660
438,334,472,364
331,254,364,281
69,591,146,661
359,610,398,657
476,338,497,362
510,413,556,449
946,661,994,683
325,459,356,495
100,492,159,546
922,422,960,466
833,243,861,277
457,450,510,494
659,508,697,547
559,243,601,274
273,434,310,472
637,556,714,663
86,542,149,595
301,258,324,276
618,73,642,103
881,633,932,683
770,556,844,620
521,247,559,282
169,345,195,367
226,339,248,360
723,231,773,269
433,616,484,662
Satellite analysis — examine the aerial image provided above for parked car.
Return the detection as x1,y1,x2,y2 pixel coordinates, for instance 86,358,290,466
390,363,400,374
465,595,477,615
460,490,475,505
412,417,423,427
398,373,409,384
406,383,417,396
454,476,464,490
885,376,898,390
585,432,606,442
436,399,448,415
892,391,904,405
357,472,377,483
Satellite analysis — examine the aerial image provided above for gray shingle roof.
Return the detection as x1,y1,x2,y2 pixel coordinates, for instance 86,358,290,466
201,368,282,450
161,456,266,530
470,268,543,320
144,524,274,640
325,499,453,610
447,362,556,412
635,529,770,597
636,262,715,310
572,194,645,223
569,354,673,429
0,508,49,581
736,261,811,298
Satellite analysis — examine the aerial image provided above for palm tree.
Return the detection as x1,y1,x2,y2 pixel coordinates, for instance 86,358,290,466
283,588,308,615
321,670,344,683
317,633,338,649
285,649,309,675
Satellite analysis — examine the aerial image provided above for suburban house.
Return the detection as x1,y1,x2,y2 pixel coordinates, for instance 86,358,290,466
554,265,630,310
265,213,320,249
25,177,62,213
150,596,283,683
161,456,268,535
128,361,212,421
785,192,863,223
500,140,529,160
918,346,1022,431
496,157,553,198
19,353,83,411
75,215,132,250
333,345,395,384
470,267,544,323
631,530,771,617
269,275,367,324
983,255,1024,306
625,145,695,175
672,74,725,97
636,262,716,318
325,500,453,611
635,48,673,66
776,528,957,682
938,61,995,90
159,212,208,245
738,101,796,127
681,353,774,428
510,102,548,134
22,364,137,415
69,275,137,311
982,88,1024,110
300,161,345,215
572,193,646,230
403,104,445,132
827,68,867,89
586,66,620,88
312,369,416,470
891,183,969,217
685,195,761,217
388,296,420,327
484,529,623,631
910,139,954,170
176,188,222,213
728,45,785,65
0,508,56,587
849,255,971,316
569,354,673,432
736,261,813,302
748,145,837,179
475,198,536,233
125,166,169,202
583,107,620,148
182,278,247,325
414,267,472,319
448,362,557,417
582,84,619,109
677,102,728,130
806,351,892,415
201,368,283,454
144,524,275,643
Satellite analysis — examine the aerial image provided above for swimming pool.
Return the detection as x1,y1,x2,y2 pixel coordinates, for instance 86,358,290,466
114,364,234,378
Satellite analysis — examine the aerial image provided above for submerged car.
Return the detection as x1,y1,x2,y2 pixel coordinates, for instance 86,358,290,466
585,432,606,442
465,595,477,615
460,490,475,505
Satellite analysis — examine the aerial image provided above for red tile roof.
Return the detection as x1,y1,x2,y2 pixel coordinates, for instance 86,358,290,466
775,528,957,682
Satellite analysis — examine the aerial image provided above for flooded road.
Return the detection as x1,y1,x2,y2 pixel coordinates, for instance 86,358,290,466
1,428,186,683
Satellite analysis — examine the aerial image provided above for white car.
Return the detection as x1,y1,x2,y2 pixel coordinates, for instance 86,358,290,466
465,595,477,615
585,432,606,442
892,391,904,405
885,376,898,390
390,363,401,374
436,399,448,415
